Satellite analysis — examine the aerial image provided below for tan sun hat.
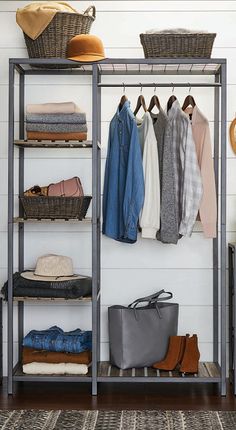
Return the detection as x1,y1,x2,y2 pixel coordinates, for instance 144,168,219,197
21,254,83,282
67,34,105,62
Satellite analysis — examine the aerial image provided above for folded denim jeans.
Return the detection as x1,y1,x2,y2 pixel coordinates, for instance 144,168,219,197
23,326,92,353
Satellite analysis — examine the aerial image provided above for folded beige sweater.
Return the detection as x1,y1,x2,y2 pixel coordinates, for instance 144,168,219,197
26,102,80,115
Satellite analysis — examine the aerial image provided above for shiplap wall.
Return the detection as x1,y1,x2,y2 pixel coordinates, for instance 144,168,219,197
0,0,235,375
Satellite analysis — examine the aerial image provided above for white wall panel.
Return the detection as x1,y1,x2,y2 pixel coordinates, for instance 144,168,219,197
1,8,236,48
2,2,236,13
101,268,213,305
102,234,212,269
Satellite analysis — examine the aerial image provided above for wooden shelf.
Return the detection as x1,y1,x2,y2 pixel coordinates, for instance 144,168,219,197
14,140,92,148
14,217,92,223
13,296,92,303
97,361,221,382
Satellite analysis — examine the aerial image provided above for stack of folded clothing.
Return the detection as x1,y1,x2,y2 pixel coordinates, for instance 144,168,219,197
2,254,92,300
2,271,92,300
26,101,87,141
22,326,92,375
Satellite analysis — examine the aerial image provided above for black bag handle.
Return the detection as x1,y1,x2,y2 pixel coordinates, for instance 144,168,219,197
128,290,173,320
128,290,173,309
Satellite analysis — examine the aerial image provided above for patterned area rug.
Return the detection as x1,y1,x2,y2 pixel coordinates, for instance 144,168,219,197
0,410,236,429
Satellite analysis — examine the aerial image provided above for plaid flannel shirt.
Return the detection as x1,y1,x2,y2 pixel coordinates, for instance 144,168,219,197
168,100,203,237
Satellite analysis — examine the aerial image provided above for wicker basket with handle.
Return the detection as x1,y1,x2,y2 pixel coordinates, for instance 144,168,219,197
23,6,96,68
140,32,216,58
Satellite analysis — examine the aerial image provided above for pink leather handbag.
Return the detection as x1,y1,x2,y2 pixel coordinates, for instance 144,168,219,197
48,177,84,197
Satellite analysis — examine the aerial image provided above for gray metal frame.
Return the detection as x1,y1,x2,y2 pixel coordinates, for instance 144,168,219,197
7,57,227,396
228,243,236,394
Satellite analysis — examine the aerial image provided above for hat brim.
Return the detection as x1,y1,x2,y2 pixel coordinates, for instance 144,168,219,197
21,271,85,282
68,54,106,63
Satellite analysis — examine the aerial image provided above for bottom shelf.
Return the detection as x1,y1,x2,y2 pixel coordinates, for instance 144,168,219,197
12,361,221,384
97,361,221,383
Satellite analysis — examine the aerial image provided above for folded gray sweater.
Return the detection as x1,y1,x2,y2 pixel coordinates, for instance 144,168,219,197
26,113,86,124
26,123,88,133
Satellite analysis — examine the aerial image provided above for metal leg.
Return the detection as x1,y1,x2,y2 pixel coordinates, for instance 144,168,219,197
18,72,25,363
233,248,236,395
97,75,101,364
220,62,227,396
213,74,220,363
8,62,15,395
92,64,99,396
228,246,233,387
0,299,2,384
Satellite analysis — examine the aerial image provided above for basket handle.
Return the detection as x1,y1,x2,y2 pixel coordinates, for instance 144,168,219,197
84,6,96,19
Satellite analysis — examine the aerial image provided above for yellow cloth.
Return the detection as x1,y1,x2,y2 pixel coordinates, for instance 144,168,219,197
16,2,77,40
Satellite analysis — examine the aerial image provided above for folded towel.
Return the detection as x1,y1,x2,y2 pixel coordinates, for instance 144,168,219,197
26,113,86,124
27,131,87,141
23,362,88,375
26,123,88,133
22,347,92,365
16,2,77,40
26,102,81,115
146,28,208,34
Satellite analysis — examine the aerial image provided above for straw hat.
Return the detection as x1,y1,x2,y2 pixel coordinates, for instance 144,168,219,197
67,34,105,62
21,254,83,282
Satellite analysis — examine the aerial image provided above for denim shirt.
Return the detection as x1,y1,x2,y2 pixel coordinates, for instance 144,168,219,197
102,100,144,243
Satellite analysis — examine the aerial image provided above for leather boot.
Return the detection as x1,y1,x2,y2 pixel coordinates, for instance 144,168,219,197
152,335,186,371
179,334,200,374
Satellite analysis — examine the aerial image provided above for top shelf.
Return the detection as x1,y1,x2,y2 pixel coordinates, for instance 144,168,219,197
10,58,226,76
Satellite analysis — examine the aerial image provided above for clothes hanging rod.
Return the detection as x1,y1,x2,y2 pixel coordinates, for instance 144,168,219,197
98,83,221,88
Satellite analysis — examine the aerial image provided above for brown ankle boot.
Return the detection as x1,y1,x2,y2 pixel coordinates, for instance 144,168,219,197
152,336,186,371
179,334,200,374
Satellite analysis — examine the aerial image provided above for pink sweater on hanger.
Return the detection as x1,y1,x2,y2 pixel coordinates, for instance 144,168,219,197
190,106,217,238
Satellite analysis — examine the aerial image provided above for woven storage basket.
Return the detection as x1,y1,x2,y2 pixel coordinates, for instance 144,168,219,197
23,6,96,68
140,33,216,58
20,196,92,219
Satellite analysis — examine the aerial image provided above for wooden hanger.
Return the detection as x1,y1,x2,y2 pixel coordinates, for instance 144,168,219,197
133,85,147,116
182,94,196,111
119,94,128,111
167,95,177,112
148,95,161,112
119,83,128,111
230,117,236,155
167,83,177,112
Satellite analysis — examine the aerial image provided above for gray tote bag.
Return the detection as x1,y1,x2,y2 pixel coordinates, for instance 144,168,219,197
108,290,179,369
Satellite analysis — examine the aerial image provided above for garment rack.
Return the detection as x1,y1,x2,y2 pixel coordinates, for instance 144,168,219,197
7,58,227,397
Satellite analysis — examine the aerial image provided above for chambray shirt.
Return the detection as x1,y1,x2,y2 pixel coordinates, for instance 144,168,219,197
102,100,144,243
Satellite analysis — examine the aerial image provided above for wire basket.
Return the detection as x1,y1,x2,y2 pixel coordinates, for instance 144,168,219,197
20,196,92,220
140,33,216,58
23,6,96,69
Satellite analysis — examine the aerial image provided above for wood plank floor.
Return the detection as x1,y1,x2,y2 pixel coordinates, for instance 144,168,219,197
0,379,236,410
